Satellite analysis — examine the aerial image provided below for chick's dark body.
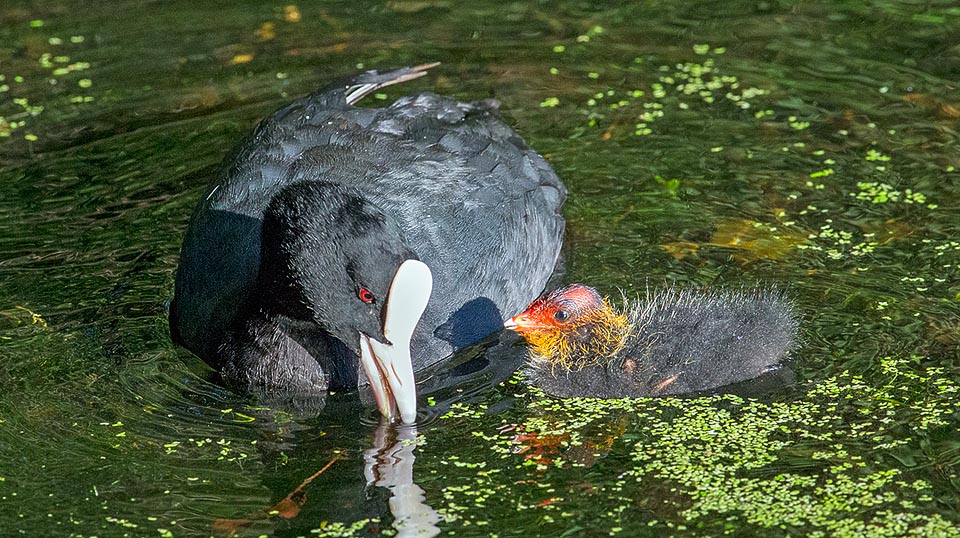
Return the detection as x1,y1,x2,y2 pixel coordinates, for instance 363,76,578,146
170,69,566,392
524,289,798,398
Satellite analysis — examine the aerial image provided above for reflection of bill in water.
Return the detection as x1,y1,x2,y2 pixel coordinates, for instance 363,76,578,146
365,422,441,538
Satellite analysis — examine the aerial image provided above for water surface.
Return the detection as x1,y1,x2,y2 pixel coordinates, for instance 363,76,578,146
1,1,959,536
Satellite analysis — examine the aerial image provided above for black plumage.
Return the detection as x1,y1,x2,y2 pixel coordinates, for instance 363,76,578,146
170,65,566,401
509,285,798,398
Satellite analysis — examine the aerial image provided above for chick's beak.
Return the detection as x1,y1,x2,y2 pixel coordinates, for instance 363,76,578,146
358,259,432,424
504,311,550,333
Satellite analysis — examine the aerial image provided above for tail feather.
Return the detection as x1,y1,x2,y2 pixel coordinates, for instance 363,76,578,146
327,63,440,105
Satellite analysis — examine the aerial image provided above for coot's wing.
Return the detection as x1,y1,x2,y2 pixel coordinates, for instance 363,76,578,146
363,94,567,367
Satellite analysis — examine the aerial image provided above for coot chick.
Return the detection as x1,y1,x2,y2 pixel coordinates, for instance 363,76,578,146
170,65,566,422
505,284,798,398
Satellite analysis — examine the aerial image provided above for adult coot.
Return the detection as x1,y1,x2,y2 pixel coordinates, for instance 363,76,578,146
170,64,566,423
505,284,797,398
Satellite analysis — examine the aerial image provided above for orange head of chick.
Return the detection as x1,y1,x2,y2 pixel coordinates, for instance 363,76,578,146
504,284,629,369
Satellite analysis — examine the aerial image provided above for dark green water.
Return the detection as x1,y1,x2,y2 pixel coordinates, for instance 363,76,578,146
2,1,959,537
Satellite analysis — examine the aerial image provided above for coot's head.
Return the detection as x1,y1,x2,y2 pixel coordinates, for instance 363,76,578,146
259,181,432,423
504,284,628,368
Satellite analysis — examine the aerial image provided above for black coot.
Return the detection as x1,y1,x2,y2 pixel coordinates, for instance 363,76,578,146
170,65,566,422
505,284,798,398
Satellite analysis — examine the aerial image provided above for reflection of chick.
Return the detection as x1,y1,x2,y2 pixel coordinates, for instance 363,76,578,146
505,285,799,398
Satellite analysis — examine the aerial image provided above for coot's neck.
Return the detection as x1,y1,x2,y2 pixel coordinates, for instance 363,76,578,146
526,300,630,369
220,300,360,392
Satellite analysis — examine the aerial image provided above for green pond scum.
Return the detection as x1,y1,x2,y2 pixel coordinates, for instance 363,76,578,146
1,1,958,537
428,360,960,536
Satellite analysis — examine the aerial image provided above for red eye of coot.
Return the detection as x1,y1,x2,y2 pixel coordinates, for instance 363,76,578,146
358,287,376,304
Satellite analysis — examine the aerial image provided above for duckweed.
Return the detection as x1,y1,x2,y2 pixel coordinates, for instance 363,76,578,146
430,355,960,535
0,22,94,142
